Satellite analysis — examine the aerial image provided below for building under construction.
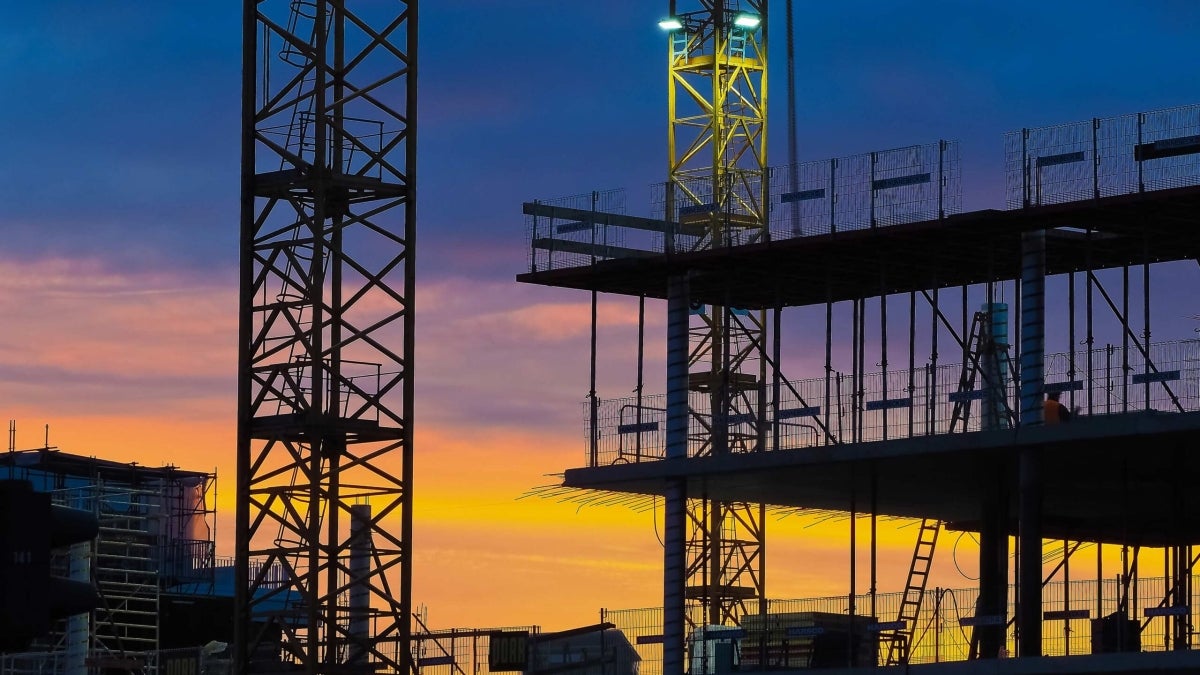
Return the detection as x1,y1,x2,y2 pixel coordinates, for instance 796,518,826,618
0,447,227,675
517,2,1200,673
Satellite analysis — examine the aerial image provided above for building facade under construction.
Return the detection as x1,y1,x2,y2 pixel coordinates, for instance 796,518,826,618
0,447,225,675
516,3,1200,673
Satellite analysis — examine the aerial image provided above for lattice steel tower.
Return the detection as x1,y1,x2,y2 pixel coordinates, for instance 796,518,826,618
235,1,416,673
663,0,768,628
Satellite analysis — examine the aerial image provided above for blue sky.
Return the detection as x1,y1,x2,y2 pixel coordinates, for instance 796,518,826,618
3,1,1198,279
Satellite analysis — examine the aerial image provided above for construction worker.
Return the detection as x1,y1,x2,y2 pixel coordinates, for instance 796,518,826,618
1044,390,1072,423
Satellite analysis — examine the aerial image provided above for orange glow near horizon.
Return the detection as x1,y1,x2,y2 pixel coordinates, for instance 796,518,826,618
0,255,1150,634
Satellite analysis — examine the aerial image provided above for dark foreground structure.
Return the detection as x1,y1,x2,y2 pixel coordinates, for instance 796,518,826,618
0,448,227,675
519,99,1200,675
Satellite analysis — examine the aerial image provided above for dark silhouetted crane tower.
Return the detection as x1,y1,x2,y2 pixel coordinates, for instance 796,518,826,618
235,1,416,673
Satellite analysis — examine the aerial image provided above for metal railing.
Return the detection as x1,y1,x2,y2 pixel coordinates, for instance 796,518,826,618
603,571,1198,675
582,338,1200,467
528,143,962,273
1006,103,1200,208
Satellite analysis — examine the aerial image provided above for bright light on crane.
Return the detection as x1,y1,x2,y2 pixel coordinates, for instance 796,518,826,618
733,12,761,28
658,16,684,31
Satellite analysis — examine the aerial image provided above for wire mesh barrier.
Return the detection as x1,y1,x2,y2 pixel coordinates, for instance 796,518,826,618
602,572,1199,675
411,624,641,675
581,338,1200,467
1005,103,1200,208
411,626,536,675
650,170,769,251
527,142,961,273
526,189,629,273
768,141,962,238
526,104,1200,275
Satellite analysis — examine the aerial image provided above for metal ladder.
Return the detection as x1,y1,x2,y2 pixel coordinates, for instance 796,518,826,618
728,28,747,59
882,519,941,665
947,311,987,431
883,311,1001,664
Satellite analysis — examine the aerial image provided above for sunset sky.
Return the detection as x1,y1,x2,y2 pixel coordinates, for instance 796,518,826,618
2,1,1200,631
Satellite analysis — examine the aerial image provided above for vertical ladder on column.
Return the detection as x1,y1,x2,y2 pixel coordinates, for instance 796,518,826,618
671,30,688,61
948,312,987,432
883,518,942,665
728,28,747,59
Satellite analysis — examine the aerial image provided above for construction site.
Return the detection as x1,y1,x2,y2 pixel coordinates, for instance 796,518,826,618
2,1,1200,675
512,0,1200,673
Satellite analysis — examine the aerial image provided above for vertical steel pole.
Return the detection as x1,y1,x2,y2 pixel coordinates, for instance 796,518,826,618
931,285,939,435
1137,113,1145,193
637,295,646,460
870,470,878,628
935,589,942,663
1061,539,1070,655
773,304,782,452
1022,129,1030,208
1086,230,1094,415
1122,265,1130,413
908,291,916,438
849,475,857,667
825,291,833,445
961,285,968,367
664,275,689,675
1014,276,1022,419
785,0,799,238
829,158,837,233
858,299,866,441
590,290,599,465
400,4,420,669
881,285,889,441
869,152,877,228
1143,237,1151,410
1069,271,1076,410
938,140,946,219
851,299,860,443
234,2,256,671
590,193,600,464
1018,230,1046,658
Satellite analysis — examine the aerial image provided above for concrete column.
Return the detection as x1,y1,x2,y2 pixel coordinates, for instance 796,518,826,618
1019,231,1045,427
977,470,1009,659
663,275,690,675
347,504,372,664
1018,230,1045,657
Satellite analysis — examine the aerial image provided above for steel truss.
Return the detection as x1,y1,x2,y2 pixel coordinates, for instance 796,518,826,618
236,1,416,674
666,0,769,630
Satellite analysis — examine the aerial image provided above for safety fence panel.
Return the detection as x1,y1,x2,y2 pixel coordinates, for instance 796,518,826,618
526,189,628,273
1005,103,1200,208
603,572,1198,673
771,141,962,238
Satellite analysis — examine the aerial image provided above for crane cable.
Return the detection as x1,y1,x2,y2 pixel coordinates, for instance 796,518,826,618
786,0,797,173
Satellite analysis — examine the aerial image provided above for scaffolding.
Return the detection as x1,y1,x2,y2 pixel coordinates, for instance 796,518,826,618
0,448,218,675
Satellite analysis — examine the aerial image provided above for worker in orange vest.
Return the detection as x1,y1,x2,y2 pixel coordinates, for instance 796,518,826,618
1044,390,1072,423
